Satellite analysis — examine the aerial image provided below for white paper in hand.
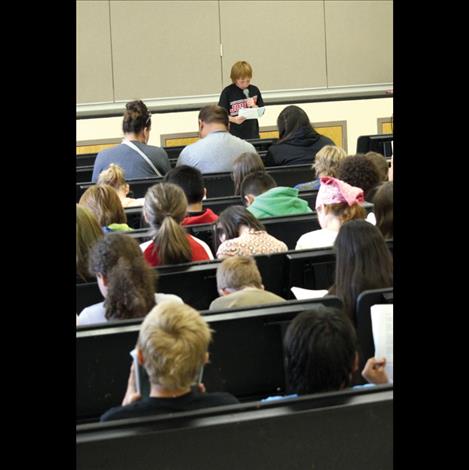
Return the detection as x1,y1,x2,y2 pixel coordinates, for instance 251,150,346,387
238,106,265,120
370,304,393,382
291,286,328,300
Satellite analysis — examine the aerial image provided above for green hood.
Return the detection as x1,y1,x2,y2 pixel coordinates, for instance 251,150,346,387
107,223,133,232
247,187,313,219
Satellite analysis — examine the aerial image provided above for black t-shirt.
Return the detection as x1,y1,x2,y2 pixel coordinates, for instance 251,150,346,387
218,83,264,140
100,388,239,422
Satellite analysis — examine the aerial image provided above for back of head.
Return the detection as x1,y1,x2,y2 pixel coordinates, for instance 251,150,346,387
76,204,104,281
97,163,127,191
216,256,262,291
163,165,204,204
143,183,191,265
89,233,156,320
365,151,389,183
277,105,315,142
232,152,265,196
122,100,151,134
333,219,393,322
315,176,366,225
217,205,264,241
313,145,347,177
337,155,381,199
230,61,253,82
373,181,393,239
284,306,357,394
138,301,212,390
198,105,229,128
79,184,127,226
240,171,276,199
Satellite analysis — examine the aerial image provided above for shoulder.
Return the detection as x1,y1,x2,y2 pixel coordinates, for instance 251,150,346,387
155,293,184,305
141,143,168,157
78,302,106,325
200,392,239,406
216,238,240,258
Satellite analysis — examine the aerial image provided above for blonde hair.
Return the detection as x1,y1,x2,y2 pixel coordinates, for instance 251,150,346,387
313,146,347,178
79,184,126,226
323,202,366,224
97,163,127,191
138,302,212,390
144,183,191,265
76,204,104,281
217,256,262,291
230,61,253,82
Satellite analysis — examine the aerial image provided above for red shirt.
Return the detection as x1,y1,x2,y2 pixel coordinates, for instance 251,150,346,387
182,208,218,226
143,234,211,267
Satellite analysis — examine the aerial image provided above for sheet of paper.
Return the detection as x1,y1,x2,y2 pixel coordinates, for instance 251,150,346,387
291,286,328,300
370,304,393,382
238,106,265,120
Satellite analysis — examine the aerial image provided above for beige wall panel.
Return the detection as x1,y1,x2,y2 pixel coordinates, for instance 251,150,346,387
77,0,114,104
325,1,392,86
110,1,221,100
220,1,326,90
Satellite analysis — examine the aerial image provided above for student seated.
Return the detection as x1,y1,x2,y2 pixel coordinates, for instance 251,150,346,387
264,105,334,167
209,256,286,310
337,155,381,203
77,233,182,326
176,105,256,173
283,306,389,396
215,205,287,259
294,145,347,191
372,181,393,240
100,301,239,422
92,100,170,182
76,204,104,283
140,183,214,267
79,184,133,233
97,163,145,208
231,151,265,196
295,176,366,250
241,171,312,219
163,165,218,226
329,219,393,324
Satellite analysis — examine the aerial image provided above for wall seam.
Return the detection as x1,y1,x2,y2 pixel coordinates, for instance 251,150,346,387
322,0,329,88
107,0,116,103
217,0,224,90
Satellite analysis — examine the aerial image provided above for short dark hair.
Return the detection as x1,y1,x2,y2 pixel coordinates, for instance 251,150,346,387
164,165,204,204
198,105,229,127
337,155,381,200
240,171,276,200
284,306,357,394
216,205,264,241
122,100,151,134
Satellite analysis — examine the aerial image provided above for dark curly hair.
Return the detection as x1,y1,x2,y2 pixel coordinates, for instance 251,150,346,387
284,306,357,394
337,155,381,201
89,233,156,320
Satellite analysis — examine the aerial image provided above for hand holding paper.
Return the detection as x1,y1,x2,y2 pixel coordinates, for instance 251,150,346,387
238,106,265,120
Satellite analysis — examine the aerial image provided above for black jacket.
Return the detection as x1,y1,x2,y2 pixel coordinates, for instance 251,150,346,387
265,127,334,167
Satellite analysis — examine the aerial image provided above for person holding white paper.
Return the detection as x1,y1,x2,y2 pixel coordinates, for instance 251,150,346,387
100,302,239,422
218,61,265,140
283,306,389,395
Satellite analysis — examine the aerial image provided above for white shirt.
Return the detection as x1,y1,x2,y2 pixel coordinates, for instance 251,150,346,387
295,228,338,250
77,293,183,326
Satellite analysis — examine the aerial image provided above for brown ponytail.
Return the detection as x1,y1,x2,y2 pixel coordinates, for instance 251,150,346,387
144,183,192,265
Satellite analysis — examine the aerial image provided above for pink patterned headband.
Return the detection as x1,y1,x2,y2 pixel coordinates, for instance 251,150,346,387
315,176,364,209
